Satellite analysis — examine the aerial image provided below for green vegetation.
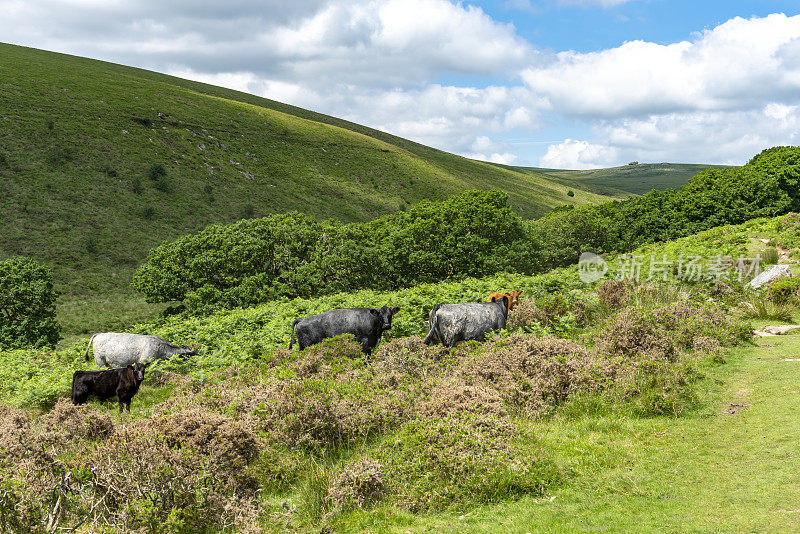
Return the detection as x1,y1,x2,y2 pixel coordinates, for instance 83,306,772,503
0,279,754,531
0,256,60,349
133,149,800,313
133,191,541,311
767,277,800,304
537,147,800,269
525,162,728,196
0,42,612,331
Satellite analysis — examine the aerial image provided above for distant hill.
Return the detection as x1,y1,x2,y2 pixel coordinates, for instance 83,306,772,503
521,163,730,197
0,43,619,336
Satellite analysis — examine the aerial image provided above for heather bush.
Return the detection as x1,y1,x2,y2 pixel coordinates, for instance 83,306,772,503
597,279,629,310
612,353,701,416
375,414,560,511
373,336,451,380
38,398,114,446
327,459,387,511
456,335,614,417
595,308,678,362
767,277,800,304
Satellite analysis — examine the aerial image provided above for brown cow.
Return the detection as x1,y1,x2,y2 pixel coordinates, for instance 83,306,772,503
487,290,524,311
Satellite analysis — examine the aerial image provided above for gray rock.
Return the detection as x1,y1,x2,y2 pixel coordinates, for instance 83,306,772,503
746,264,791,289
753,325,800,336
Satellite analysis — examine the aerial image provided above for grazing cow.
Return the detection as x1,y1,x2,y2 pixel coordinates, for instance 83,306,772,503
487,290,524,311
424,296,509,347
290,306,401,355
71,363,148,413
84,332,197,368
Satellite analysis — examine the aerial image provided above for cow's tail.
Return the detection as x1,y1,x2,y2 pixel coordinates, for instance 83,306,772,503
289,319,300,350
423,305,441,345
83,334,97,361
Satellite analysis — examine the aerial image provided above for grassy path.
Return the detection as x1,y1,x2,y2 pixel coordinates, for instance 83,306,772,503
350,331,800,532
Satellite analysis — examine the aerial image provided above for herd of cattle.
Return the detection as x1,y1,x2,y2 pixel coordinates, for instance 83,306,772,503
71,290,524,411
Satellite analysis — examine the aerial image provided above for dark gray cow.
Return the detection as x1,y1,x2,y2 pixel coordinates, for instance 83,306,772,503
290,306,400,354
84,332,197,368
423,296,509,347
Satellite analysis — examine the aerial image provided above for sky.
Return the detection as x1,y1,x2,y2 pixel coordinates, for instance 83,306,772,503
2,0,800,168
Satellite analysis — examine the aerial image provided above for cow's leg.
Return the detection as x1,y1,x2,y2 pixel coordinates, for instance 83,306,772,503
126,400,131,413
118,400,124,413
359,337,372,355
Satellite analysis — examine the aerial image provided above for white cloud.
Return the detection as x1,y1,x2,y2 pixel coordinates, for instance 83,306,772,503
543,103,800,167
540,139,618,169
464,152,519,164
2,3,800,168
521,13,800,118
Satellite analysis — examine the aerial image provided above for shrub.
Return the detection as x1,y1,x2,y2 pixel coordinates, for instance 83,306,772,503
597,279,629,309
595,308,677,361
456,335,613,417
141,205,156,219
327,459,387,511
738,296,794,322
762,246,780,265
0,256,60,349
506,299,548,333
148,163,170,193
132,191,544,310
376,414,560,511
567,189,575,197
767,277,800,304
38,398,114,446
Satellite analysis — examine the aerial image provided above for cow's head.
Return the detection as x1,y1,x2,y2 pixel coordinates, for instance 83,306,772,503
133,362,148,383
375,306,401,330
507,290,524,311
180,345,199,356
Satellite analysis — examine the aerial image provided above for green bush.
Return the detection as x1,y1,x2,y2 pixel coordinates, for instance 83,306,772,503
375,414,560,511
767,277,800,304
0,257,60,349
133,191,544,311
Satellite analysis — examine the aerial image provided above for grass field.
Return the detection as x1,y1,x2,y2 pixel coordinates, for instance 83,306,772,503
326,323,800,533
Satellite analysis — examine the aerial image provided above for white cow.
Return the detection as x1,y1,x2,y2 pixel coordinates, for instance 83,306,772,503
84,332,197,368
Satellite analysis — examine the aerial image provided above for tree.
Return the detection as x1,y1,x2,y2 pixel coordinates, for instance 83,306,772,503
0,257,60,349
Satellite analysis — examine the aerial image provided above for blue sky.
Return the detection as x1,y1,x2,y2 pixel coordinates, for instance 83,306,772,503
1,0,799,168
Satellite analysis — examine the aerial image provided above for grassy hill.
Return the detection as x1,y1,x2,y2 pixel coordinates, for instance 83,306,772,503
0,42,620,334
523,162,729,196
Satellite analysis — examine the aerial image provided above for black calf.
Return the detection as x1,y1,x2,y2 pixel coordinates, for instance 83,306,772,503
71,363,147,412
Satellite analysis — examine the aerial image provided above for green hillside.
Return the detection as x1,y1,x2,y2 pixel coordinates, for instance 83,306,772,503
0,43,621,334
523,162,729,196
0,44,613,290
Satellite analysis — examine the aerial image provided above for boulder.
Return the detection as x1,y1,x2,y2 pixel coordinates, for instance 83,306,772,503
746,264,791,289
753,325,800,337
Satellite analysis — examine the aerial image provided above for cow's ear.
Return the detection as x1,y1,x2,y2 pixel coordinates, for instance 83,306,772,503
391,307,400,315
518,290,524,296
490,296,497,302
502,296,509,307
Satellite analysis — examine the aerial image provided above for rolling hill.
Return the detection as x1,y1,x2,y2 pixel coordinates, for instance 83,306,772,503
0,43,615,310
523,162,729,196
